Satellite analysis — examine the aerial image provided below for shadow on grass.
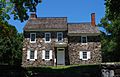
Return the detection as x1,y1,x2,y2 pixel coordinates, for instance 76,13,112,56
25,65,101,77
0,65,101,77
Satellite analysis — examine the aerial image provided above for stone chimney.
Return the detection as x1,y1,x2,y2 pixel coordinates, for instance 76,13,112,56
30,12,37,19
91,13,96,26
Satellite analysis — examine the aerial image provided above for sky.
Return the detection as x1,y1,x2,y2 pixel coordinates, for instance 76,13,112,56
8,0,105,33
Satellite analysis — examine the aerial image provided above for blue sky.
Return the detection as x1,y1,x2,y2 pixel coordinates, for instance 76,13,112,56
8,0,105,33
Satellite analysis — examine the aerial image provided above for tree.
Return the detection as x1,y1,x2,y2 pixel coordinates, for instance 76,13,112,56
100,0,120,62
105,0,120,21
0,0,42,22
0,22,23,65
0,0,42,65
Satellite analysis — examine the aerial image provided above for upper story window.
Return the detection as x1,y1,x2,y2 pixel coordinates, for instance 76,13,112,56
79,51,91,60
45,33,51,43
30,33,36,43
57,32,63,42
81,36,87,44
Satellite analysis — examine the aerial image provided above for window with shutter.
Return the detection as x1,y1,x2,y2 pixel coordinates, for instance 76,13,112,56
42,50,52,60
27,49,37,61
79,51,91,60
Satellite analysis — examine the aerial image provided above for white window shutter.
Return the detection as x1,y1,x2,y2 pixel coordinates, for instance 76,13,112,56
42,50,45,59
49,50,52,59
87,52,91,59
27,50,30,59
34,50,37,59
79,51,83,59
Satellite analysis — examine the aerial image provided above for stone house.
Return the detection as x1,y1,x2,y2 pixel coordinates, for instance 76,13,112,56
22,13,101,67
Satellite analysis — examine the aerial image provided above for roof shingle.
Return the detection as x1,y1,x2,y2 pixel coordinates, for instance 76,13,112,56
68,22,100,34
24,17,67,31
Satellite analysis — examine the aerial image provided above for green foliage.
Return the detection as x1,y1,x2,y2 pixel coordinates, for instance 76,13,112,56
0,0,42,22
105,0,120,21
0,23,23,65
100,0,120,62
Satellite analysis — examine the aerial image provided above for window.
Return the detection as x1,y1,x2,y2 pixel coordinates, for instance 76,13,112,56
57,32,63,42
30,50,34,59
30,33,36,43
42,50,52,60
27,49,37,61
81,36,87,44
45,50,49,59
83,52,87,59
79,51,90,60
45,33,51,43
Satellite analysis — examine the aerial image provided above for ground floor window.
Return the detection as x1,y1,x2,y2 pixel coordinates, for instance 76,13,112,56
42,50,52,60
27,49,37,61
79,51,91,60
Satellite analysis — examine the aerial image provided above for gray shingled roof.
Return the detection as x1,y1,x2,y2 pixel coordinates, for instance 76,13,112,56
24,17,67,31
68,23,100,34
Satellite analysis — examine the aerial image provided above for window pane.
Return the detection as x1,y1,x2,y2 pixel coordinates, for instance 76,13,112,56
83,52,87,59
45,50,49,59
82,37,87,43
45,34,50,41
57,33,63,42
30,50,34,59
31,34,35,41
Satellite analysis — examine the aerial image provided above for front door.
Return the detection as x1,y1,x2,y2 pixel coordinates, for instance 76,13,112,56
57,48,65,65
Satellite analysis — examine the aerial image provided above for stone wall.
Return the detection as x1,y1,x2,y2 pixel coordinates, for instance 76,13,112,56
68,36,101,65
22,31,101,67
22,31,68,67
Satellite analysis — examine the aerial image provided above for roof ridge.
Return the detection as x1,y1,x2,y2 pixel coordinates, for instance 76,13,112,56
68,22,91,24
37,17,67,18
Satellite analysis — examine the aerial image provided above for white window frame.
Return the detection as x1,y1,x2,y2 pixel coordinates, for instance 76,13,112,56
79,51,91,60
45,33,51,43
57,32,63,42
81,36,87,45
30,33,36,43
27,49,37,61
42,50,52,61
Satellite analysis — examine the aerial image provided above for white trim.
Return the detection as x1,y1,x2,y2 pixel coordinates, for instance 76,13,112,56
79,51,83,59
42,50,45,59
34,50,37,59
81,36,87,45
27,50,30,59
44,33,51,43
30,33,36,43
87,51,91,59
56,32,63,42
49,50,52,59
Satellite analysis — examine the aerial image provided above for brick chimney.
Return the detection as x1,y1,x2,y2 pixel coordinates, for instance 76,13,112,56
30,12,37,19
91,13,96,26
